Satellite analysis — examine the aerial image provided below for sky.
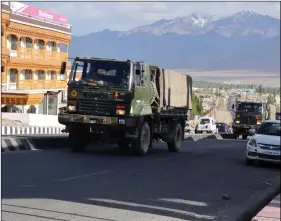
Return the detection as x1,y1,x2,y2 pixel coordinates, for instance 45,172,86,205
26,1,280,36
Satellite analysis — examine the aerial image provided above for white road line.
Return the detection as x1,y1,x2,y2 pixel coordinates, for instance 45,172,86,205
54,170,114,182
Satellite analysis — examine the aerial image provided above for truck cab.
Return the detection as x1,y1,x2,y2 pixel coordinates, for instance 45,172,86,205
232,101,265,139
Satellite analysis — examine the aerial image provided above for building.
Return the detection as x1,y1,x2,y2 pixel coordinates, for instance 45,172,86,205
1,2,71,115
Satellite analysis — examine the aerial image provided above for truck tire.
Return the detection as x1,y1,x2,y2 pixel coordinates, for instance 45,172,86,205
69,130,89,153
132,121,151,156
167,121,183,152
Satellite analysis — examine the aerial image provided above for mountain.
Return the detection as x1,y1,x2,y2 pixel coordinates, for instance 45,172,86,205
69,10,280,72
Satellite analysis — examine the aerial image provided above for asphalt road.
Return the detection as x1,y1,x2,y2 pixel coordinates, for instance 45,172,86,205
2,140,280,221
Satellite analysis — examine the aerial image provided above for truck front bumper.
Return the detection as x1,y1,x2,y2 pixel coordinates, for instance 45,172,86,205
58,113,139,137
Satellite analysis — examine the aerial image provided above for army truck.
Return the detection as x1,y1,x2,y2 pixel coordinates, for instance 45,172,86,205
58,57,192,156
232,101,274,139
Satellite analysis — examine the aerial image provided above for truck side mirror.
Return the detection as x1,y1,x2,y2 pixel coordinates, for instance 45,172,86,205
60,61,66,75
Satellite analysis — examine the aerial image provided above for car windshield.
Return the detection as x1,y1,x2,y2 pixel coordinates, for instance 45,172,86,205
257,122,281,136
200,119,210,124
69,59,130,87
216,123,224,128
237,102,262,113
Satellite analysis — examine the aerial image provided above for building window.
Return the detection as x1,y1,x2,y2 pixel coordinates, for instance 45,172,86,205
38,70,45,80
24,70,32,80
50,42,57,51
38,40,44,50
9,69,17,83
51,71,57,80
11,35,17,50
26,38,33,48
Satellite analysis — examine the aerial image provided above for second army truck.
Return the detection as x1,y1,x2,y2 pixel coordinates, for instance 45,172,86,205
58,57,192,156
232,101,276,139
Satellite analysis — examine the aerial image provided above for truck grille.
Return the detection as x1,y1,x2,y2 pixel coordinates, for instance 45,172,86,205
79,100,113,116
239,117,257,125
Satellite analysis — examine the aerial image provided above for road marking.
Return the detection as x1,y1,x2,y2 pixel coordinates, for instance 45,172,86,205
54,170,114,182
88,198,215,220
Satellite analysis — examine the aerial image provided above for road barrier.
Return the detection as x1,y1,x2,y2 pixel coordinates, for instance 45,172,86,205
1,125,64,135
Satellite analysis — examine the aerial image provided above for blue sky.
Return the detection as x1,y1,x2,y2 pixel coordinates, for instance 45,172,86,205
27,1,280,36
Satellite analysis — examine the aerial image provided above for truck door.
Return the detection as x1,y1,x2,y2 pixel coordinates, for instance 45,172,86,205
130,63,152,116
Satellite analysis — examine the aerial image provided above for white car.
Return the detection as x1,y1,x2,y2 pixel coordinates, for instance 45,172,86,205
246,120,280,165
195,117,217,134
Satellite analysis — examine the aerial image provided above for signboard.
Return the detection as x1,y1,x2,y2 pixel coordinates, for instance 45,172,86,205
10,2,68,25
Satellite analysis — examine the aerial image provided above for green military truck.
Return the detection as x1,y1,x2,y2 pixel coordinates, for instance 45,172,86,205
232,101,275,139
58,57,192,156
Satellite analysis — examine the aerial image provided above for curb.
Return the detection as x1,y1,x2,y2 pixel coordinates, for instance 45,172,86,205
1,125,64,135
1,136,69,152
217,175,281,221
236,178,281,221
1,133,227,153
184,134,223,141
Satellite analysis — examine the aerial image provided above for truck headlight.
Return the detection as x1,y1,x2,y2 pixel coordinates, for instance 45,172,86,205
257,120,261,125
248,139,257,147
68,105,76,111
236,120,240,123
116,109,125,115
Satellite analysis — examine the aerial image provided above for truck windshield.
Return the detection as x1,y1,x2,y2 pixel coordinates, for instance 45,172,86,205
69,60,130,87
237,103,262,113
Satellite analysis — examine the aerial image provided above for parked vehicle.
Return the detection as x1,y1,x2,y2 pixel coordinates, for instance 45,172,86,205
58,57,193,156
246,120,280,165
215,122,232,134
195,117,217,134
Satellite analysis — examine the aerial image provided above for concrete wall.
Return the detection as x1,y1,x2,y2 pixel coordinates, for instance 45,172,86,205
2,113,63,127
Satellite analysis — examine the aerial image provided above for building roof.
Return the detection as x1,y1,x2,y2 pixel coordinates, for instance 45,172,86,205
1,2,71,34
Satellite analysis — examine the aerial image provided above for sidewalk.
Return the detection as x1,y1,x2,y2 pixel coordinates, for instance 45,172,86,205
252,194,280,221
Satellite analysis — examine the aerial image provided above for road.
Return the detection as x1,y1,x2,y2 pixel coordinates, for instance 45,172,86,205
2,140,280,221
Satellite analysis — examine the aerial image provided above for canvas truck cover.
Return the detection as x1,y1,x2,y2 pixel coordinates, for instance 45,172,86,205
158,69,192,110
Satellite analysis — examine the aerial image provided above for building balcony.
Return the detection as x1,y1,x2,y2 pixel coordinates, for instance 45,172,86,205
9,48,68,66
17,80,67,90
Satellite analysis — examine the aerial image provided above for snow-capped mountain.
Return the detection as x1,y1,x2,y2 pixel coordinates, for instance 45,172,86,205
119,10,280,37
121,14,217,36
69,11,280,72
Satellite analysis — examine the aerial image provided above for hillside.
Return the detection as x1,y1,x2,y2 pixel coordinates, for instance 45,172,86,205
69,11,280,72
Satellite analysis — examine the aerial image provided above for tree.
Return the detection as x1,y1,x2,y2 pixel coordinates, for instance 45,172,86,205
267,94,275,104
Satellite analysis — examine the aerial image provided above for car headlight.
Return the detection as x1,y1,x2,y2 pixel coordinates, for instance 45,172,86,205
248,139,257,147
68,105,76,111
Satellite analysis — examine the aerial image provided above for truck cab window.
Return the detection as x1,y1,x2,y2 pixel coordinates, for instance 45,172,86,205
134,64,146,87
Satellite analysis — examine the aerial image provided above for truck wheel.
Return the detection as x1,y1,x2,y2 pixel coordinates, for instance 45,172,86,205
69,130,89,153
167,121,183,152
132,121,151,156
